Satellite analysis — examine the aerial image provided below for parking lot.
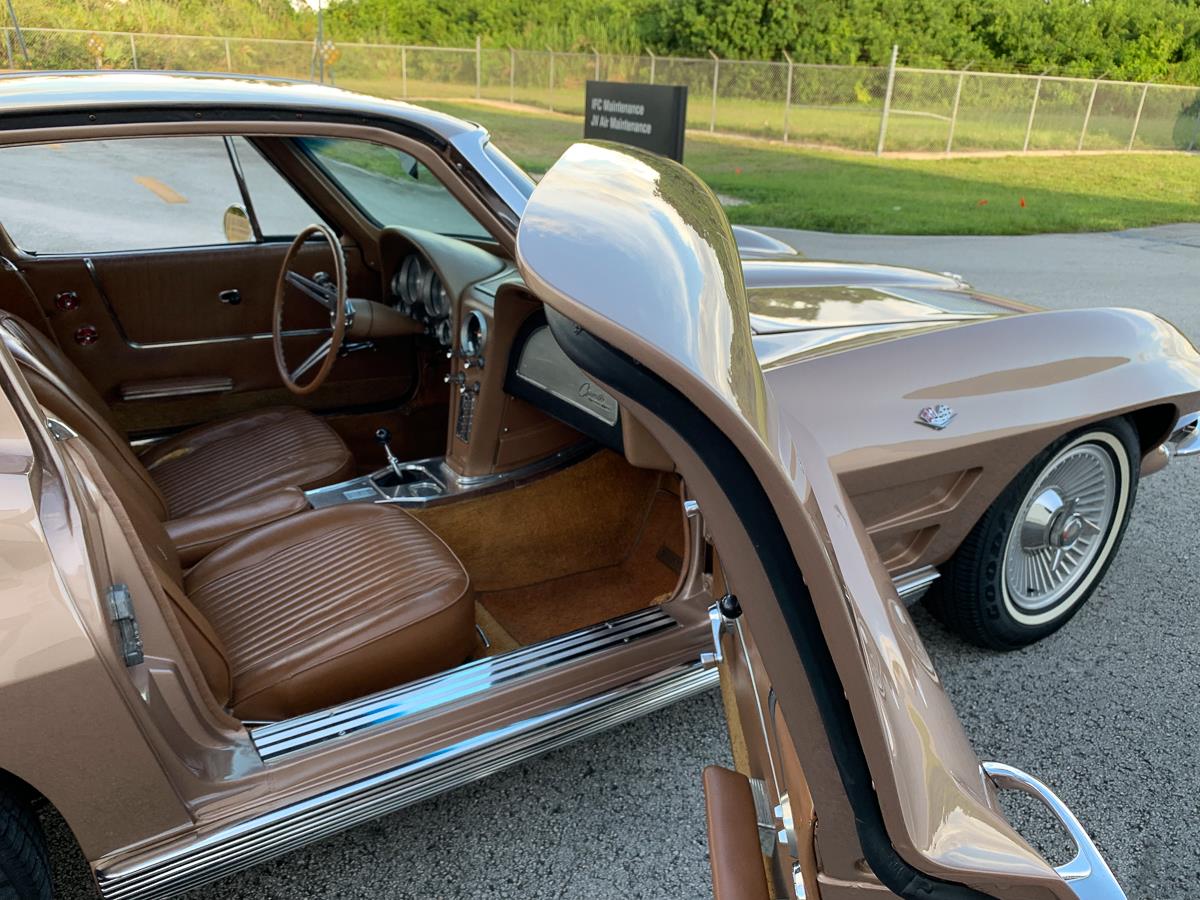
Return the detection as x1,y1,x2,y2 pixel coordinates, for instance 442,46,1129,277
44,225,1200,899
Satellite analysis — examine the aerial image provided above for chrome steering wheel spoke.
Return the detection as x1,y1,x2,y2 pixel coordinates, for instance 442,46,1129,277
290,337,333,383
285,269,338,312
273,224,347,396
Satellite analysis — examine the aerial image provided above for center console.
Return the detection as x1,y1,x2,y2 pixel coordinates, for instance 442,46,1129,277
305,444,592,509
307,269,596,509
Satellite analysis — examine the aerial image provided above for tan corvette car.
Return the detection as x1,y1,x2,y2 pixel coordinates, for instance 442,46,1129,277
0,72,1197,900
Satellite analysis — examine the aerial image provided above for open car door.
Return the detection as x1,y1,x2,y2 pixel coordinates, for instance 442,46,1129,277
514,142,1125,900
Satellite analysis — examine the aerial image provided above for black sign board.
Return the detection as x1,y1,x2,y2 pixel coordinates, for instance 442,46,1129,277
583,80,688,162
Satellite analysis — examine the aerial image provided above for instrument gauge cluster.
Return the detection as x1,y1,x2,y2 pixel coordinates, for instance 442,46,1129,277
460,310,488,358
391,253,453,347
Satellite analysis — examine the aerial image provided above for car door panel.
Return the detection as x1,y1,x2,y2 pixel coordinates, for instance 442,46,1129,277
513,141,1115,898
12,240,414,433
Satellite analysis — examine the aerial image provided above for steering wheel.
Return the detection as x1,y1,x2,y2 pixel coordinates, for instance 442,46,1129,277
273,224,348,396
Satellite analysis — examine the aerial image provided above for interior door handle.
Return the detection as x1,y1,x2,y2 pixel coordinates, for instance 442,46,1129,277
218,289,241,305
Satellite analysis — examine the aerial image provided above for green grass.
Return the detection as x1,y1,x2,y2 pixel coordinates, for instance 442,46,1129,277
424,100,1200,235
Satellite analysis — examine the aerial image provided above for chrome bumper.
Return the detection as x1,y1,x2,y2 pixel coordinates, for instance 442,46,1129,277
1144,412,1199,477
1166,412,1200,459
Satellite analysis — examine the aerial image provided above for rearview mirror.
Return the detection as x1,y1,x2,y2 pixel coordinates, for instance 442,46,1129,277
223,204,253,243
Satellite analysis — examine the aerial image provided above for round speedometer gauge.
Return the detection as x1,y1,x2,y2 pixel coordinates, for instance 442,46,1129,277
427,273,451,319
405,255,425,307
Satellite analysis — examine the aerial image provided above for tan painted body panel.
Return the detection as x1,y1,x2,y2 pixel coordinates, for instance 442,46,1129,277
758,308,1200,571
0,353,195,857
511,140,1198,896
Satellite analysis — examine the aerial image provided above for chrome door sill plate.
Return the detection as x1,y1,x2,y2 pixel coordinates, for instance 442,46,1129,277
96,662,717,900
252,605,678,762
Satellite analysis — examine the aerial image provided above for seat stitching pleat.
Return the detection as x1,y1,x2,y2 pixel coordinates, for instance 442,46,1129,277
222,568,456,670
217,557,456,652
154,409,347,516
156,411,341,514
194,525,444,627
192,522,439,605
189,517,465,677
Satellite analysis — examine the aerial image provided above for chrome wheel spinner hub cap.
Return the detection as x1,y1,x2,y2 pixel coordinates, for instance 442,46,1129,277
1020,489,1085,552
1004,444,1118,613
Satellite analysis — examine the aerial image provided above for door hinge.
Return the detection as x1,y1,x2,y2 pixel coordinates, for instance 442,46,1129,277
106,583,144,667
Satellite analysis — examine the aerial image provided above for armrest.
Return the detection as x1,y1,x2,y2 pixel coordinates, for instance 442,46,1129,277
165,487,310,566
703,766,771,900
120,376,233,401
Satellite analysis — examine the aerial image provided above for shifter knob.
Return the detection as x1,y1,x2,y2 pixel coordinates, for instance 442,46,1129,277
375,427,391,445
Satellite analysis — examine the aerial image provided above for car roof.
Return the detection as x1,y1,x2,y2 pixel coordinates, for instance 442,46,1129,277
0,70,482,142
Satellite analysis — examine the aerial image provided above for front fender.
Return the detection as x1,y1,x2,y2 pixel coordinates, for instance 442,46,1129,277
762,307,1200,569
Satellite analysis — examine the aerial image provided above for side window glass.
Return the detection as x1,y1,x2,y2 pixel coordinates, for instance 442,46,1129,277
230,137,327,238
0,136,247,254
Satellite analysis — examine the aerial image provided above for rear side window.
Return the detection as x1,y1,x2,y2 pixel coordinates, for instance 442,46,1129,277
0,136,325,255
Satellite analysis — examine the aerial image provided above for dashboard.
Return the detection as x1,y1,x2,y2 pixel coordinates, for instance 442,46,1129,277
377,227,625,471
390,253,454,346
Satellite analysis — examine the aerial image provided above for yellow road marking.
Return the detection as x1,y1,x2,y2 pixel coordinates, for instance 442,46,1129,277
134,175,188,204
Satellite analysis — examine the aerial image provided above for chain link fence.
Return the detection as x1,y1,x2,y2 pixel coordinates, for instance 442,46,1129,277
5,26,1200,155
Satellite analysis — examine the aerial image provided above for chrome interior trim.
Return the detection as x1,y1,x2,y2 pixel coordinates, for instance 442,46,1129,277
983,761,1126,899
891,565,940,605
514,325,620,426
305,443,595,509
119,378,234,401
83,256,329,350
128,436,167,450
252,606,678,761
449,130,529,221
223,135,264,242
96,662,717,900
45,417,77,442
125,327,331,350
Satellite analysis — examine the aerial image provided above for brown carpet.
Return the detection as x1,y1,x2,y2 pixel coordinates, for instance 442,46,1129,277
478,486,684,645
410,449,664,592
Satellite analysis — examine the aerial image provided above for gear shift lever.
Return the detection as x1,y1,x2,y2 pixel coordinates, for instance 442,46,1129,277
375,427,405,480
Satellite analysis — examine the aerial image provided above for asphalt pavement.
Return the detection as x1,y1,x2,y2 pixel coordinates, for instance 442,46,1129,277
41,224,1200,899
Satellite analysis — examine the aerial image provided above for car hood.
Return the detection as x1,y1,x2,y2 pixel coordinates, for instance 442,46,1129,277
744,258,1032,334
743,257,1039,366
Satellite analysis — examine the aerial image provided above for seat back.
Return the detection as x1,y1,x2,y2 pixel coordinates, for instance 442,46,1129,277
0,313,169,520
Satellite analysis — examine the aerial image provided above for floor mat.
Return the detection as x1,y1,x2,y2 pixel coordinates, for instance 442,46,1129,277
479,488,683,645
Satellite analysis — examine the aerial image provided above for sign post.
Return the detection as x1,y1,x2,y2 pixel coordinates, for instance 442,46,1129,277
583,80,688,162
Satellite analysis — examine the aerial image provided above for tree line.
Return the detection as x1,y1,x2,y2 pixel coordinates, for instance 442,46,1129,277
16,0,1200,83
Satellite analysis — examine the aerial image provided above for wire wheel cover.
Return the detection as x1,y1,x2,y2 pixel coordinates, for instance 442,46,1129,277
1003,442,1118,612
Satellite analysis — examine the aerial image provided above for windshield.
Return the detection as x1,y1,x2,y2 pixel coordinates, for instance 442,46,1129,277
298,137,492,240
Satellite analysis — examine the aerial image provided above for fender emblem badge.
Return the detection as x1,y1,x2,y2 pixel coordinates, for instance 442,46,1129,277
916,404,956,430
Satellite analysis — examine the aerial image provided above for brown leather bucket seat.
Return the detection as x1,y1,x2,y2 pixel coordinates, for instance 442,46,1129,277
73,437,476,721
0,313,355,521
